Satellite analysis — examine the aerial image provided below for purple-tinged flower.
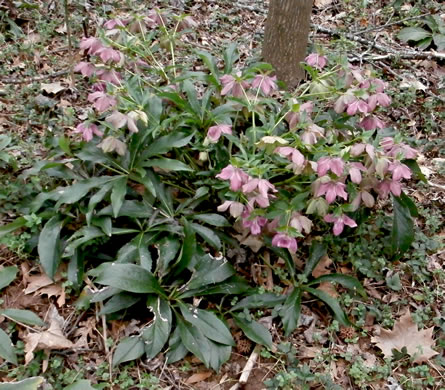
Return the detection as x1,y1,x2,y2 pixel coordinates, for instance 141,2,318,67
96,69,122,85
388,162,412,181
97,47,122,63
146,9,163,28
367,92,391,111
74,61,96,77
377,180,402,198
178,15,199,31
360,115,385,130
346,99,370,116
98,136,127,156
207,124,232,143
74,122,103,142
216,165,249,191
351,190,375,211
220,73,249,98
248,194,270,208
243,215,268,235
79,37,103,55
301,123,324,145
317,157,345,177
348,162,366,184
92,82,106,92
383,140,418,159
87,91,117,112
242,178,277,199
334,93,356,114
305,53,328,70
380,137,394,151
275,146,305,167
217,200,244,218
290,213,312,234
369,78,387,93
285,101,313,128
251,75,278,96
324,214,357,236
272,233,298,253
316,181,348,204
106,111,139,133
104,19,126,29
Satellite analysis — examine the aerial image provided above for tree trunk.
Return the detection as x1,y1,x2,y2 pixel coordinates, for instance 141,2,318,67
263,0,313,89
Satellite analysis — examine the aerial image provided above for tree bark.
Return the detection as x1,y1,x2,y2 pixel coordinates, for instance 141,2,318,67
263,0,313,89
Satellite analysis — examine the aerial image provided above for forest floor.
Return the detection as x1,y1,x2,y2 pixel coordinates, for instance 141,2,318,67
0,0,444,389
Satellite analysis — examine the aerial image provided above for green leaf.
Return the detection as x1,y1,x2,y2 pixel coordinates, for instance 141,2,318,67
97,200,153,218
179,304,234,346
178,275,250,298
398,27,432,42
192,214,230,227
143,132,194,158
143,158,192,171
303,241,327,277
433,33,445,51
95,264,164,295
142,296,172,359
86,182,114,224
64,226,105,257
196,50,220,86
416,36,433,50
1,309,45,327
157,236,181,275
208,340,231,371
111,176,128,218
177,317,211,367
112,336,145,367
98,293,141,315
223,43,239,74
231,293,285,311
386,272,402,291
392,195,414,256
190,222,221,249
171,219,196,277
402,159,426,183
279,288,301,336
0,217,26,239
182,79,202,118
304,287,350,326
38,216,64,279
0,266,18,290
232,314,273,349
187,254,234,290
166,326,188,364
55,177,114,207
63,380,95,390
308,274,367,297
0,328,17,365
0,377,44,390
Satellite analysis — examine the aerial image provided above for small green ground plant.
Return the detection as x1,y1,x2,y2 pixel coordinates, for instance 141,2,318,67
0,6,423,374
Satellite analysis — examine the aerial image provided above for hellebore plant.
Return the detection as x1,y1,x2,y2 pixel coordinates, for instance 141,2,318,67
0,6,421,372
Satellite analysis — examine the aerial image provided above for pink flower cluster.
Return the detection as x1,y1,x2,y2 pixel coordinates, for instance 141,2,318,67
220,73,278,98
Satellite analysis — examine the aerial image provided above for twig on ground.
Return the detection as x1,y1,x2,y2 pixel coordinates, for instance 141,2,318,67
0,70,70,85
313,24,445,60
354,12,431,35
229,344,262,390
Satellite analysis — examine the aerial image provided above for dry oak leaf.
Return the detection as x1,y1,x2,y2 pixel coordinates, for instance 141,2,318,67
24,305,73,364
371,310,438,363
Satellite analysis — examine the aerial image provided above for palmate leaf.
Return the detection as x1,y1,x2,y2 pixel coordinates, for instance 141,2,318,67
0,266,18,290
307,274,367,297
304,287,350,326
98,293,141,315
110,176,127,218
398,27,432,43
166,326,188,364
177,317,212,367
0,377,44,390
279,288,302,337
0,309,45,327
0,328,17,365
186,253,235,290
231,292,285,311
392,194,416,257
232,313,273,349
38,216,64,279
142,296,172,359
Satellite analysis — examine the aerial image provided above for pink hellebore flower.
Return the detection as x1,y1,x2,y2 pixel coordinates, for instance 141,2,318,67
74,122,103,142
351,190,375,211
334,93,356,114
346,99,370,116
388,162,412,181
290,213,312,234
367,92,391,111
220,73,249,98
146,9,163,28
360,115,385,130
243,215,268,235
272,233,298,253
350,143,375,160
251,75,278,96
324,214,357,236
348,162,366,184
104,19,126,29
207,124,232,142
97,47,122,63
275,146,305,167
381,138,418,159
106,111,139,133
87,91,117,112
92,82,106,92
285,101,314,129
74,62,96,77
377,180,402,198
242,178,277,198
305,53,328,70
79,37,103,55
316,181,348,204
217,200,244,218
317,156,345,177
216,165,249,191
301,123,324,145
96,69,122,85
248,194,270,209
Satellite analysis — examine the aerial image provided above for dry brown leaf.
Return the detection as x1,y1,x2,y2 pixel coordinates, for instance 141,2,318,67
24,274,54,294
24,305,73,364
311,255,332,278
35,284,66,307
314,0,333,8
371,310,438,363
40,82,65,95
185,371,213,384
